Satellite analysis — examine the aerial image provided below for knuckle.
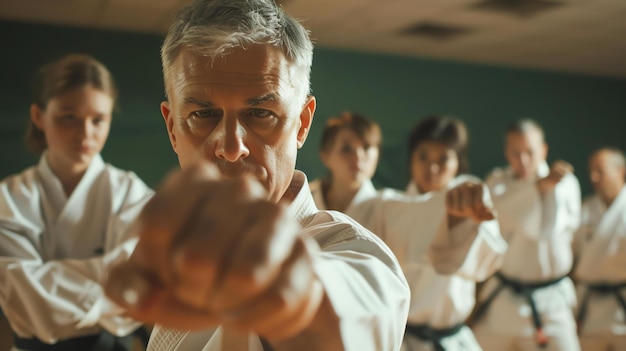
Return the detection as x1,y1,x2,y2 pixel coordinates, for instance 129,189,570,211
268,286,290,312
226,265,269,295
242,239,270,268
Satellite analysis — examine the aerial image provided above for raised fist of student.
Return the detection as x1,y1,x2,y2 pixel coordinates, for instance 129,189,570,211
536,160,573,193
446,182,496,223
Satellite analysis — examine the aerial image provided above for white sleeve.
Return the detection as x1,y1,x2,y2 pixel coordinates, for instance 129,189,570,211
486,175,543,241
429,218,507,280
347,196,388,241
310,229,410,351
540,174,581,242
572,201,592,259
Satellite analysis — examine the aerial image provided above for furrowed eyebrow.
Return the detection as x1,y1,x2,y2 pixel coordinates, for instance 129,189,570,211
184,97,215,108
246,93,277,107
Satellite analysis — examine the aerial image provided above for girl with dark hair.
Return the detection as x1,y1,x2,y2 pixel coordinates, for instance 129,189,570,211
350,115,507,351
405,115,469,194
0,54,153,351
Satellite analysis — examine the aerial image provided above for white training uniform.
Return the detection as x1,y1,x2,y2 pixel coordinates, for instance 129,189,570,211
0,153,153,345
472,163,581,351
309,178,377,215
573,185,626,351
146,171,411,351
349,175,508,351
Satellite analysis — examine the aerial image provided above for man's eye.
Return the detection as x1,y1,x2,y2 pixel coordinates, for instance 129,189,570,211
192,109,222,119
248,108,272,118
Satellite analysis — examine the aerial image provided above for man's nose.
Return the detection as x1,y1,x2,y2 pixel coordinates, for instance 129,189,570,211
213,117,250,162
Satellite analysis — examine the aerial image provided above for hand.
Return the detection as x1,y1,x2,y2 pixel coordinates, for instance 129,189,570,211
536,160,573,193
104,162,325,340
446,182,496,223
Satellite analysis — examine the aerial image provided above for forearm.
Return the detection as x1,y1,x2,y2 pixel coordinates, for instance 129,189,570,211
430,218,506,279
539,186,580,242
430,218,479,274
456,220,507,281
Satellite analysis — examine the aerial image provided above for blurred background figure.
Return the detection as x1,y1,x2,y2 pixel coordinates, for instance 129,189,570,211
405,115,470,195
472,119,581,351
0,54,153,351
310,111,382,214
351,115,507,351
573,147,626,351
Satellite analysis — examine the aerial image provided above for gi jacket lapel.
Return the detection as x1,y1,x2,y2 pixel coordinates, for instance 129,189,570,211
51,155,110,258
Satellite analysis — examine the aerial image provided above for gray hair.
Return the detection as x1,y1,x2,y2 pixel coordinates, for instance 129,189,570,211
506,119,545,138
161,0,313,105
592,147,626,170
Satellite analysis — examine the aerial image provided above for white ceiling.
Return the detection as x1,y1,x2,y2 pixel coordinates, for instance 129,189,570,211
1,0,625,78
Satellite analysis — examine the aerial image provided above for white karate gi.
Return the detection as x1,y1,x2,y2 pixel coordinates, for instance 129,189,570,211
472,163,581,351
0,153,153,345
147,171,411,351
309,178,377,215
349,175,507,351
573,185,626,351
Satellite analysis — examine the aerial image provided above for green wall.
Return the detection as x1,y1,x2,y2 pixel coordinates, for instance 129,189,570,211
2,20,625,196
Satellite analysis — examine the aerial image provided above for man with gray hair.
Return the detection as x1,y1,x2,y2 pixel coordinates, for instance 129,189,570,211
103,0,410,350
573,147,626,351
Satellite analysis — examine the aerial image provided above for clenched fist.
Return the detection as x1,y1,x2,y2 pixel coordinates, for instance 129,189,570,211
104,162,325,341
536,160,573,193
446,182,496,223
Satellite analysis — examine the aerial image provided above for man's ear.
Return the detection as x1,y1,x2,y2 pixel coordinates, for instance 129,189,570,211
542,142,549,160
296,96,316,149
30,104,44,130
161,101,178,154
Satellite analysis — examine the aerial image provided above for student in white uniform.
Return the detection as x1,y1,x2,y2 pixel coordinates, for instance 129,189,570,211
309,112,381,214
472,119,581,351
0,54,153,350
573,147,626,351
102,0,411,350
350,115,507,351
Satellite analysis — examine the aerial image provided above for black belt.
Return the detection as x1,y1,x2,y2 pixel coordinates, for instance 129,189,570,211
470,272,567,349
13,330,131,351
576,281,626,334
405,323,465,351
